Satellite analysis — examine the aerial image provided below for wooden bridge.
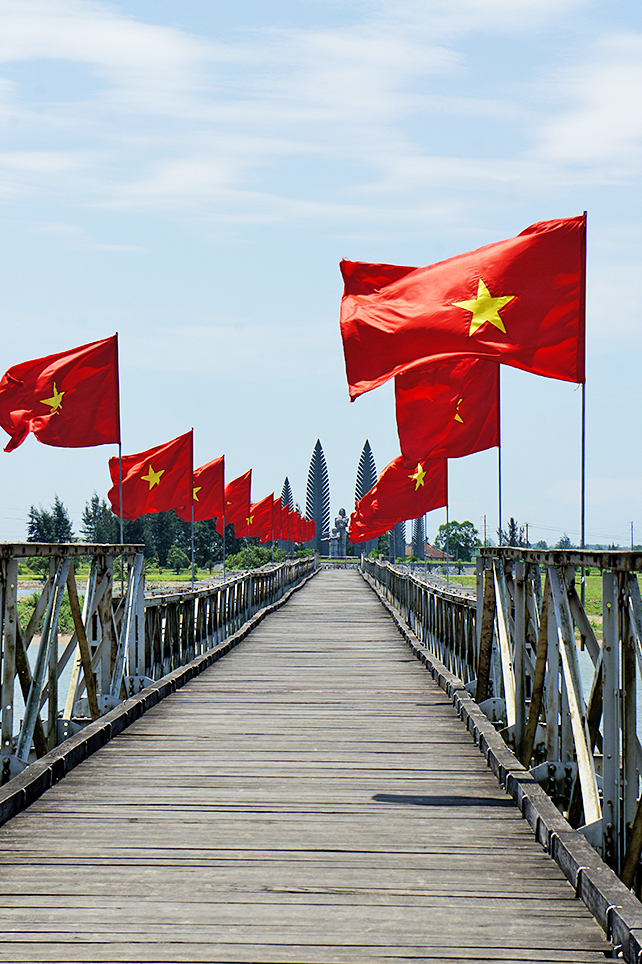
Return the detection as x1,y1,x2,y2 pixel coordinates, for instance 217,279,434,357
1,550,642,961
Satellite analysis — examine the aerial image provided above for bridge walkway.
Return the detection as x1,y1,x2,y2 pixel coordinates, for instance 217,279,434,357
0,569,609,963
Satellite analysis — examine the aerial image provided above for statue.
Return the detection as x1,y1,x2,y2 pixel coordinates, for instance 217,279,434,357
335,508,348,557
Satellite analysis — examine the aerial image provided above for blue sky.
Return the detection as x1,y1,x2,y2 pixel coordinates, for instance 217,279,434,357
0,0,640,547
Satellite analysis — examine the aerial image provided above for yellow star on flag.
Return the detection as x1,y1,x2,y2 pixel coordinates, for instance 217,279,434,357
409,463,426,490
141,464,164,490
193,486,201,502
40,382,65,413
454,398,464,424
246,514,255,526
452,278,515,336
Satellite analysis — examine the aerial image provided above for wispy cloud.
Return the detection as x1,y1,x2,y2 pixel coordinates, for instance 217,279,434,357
0,0,629,224
533,34,642,176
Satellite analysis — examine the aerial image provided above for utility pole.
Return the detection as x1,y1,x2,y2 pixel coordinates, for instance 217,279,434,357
483,514,487,547
632,521,634,550
525,522,529,548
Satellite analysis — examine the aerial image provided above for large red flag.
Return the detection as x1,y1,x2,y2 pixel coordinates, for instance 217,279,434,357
0,335,120,452
216,470,252,535
176,455,224,523
340,215,586,399
350,456,447,536
108,430,192,521
395,357,499,462
236,493,273,539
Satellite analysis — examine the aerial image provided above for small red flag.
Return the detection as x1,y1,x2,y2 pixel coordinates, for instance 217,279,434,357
0,335,120,452
236,493,273,539
108,430,192,521
395,358,499,462
340,215,586,399
350,456,447,537
216,470,252,535
175,455,224,523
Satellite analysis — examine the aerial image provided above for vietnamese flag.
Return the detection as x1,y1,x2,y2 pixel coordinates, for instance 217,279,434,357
0,335,120,452
340,215,586,399
176,455,224,523
395,357,500,462
263,498,282,542
108,430,192,521
236,493,273,539
216,469,251,535
349,456,447,536
349,517,393,544
260,500,277,544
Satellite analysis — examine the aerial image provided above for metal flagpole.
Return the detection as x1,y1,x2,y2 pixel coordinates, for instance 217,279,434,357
580,211,587,607
118,442,124,596
222,509,226,584
497,368,502,546
424,512,428,582
191,504,195,590
445,502,450,591
581,381,586,605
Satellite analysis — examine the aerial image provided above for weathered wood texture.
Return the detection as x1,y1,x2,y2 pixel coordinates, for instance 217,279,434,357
0,570,609,962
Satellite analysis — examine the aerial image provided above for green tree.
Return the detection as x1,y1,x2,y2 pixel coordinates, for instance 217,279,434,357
499,517,526,547
27,495,73,542
534,539,548,550
434,520,480,562
167,545,190,573
555,533,573,549
81,493,119,543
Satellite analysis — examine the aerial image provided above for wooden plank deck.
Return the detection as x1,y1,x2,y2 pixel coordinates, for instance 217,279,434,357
0,569,610,963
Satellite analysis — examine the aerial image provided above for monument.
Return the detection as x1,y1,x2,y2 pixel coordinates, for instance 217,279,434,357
306,439,330,555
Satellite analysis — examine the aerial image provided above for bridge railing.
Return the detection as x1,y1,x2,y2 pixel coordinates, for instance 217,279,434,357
0,545,315,784
362,557,477,683
362,549,642,890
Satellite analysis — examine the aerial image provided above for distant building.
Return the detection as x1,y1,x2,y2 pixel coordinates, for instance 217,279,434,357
425,543,448,560
406,541,448,560
354,440,377,556
306,440,330,555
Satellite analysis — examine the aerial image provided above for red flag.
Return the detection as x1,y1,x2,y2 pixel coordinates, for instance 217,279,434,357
0,335,120,452
216,470,252,535
340,215,586,399
176,455,224,523
268,499,282,542
395,358,500,462
350,456,447,536
236,493,273,539
260,504,276,544
108,430,192,521
349,517,393,544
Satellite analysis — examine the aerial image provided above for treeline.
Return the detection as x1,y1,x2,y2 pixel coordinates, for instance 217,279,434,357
27,494,247,572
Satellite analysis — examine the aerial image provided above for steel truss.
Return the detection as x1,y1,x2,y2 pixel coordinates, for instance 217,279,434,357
0,544,314,786
363,548,642,889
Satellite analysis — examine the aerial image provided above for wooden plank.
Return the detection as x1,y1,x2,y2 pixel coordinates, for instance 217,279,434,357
0,570,610,962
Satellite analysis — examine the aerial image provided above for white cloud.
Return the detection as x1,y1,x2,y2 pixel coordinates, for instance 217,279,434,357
535,34,642,172
0,0,625,221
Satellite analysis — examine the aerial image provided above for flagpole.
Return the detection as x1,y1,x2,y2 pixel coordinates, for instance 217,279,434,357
424,512,428,582
446,501,450,591
118,441,124,596
580,211,587,608
497,368,502,546
222,510,226,584
191,504,195,591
